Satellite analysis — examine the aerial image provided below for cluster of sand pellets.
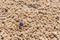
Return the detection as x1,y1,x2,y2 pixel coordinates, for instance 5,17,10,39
0,0,60,40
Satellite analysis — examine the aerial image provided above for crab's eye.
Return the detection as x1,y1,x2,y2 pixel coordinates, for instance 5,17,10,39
19,21,23,26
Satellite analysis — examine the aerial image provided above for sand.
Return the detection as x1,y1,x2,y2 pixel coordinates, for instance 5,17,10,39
0,0,60,40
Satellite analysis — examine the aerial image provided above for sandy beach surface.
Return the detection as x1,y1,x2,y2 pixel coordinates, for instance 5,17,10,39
0,0,60,40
